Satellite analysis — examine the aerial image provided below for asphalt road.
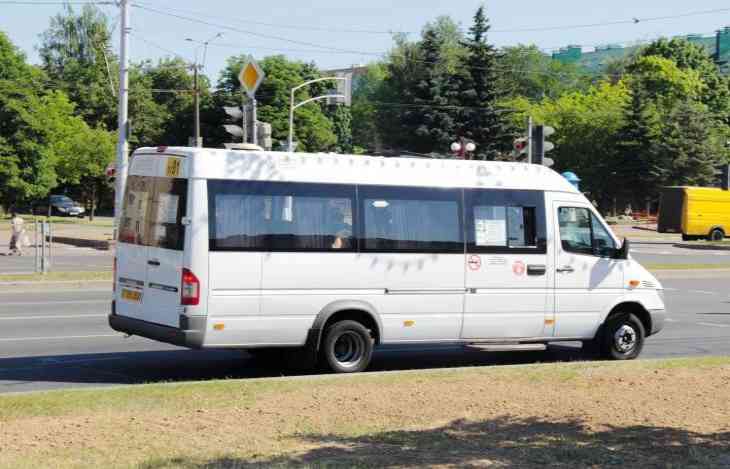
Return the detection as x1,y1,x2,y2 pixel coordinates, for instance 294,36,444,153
0,246,112,274
0,273,728,394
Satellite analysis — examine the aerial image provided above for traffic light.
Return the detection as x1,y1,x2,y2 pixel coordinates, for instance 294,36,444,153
532,125,555,167
223,106,245,141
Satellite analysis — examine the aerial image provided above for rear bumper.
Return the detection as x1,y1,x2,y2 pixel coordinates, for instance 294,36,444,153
109,301,205,348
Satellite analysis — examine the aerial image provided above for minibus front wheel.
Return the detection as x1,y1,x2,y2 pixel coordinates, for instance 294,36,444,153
322,320,374,373
600,312,646,360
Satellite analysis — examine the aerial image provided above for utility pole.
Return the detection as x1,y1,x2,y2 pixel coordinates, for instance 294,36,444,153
114,0,130,235
193,65,201,147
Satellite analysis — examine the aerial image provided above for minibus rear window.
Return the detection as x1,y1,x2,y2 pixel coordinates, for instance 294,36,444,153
120,176,187,250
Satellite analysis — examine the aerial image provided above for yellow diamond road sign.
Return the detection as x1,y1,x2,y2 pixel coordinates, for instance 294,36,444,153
238,57,265,98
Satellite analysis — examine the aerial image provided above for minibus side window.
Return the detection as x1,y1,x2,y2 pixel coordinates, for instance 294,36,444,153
360,186,463,253
466,189,546,254
120,175,151,246
147,178,188,251
558,207,615,256
208,180,355,252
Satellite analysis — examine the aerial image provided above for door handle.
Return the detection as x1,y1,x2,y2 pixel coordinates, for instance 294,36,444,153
556,266,574,273
527,265,546,276
147,260,161,267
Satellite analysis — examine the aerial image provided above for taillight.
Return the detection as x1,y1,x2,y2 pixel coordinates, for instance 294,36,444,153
181,268,200,305
113,257,117,293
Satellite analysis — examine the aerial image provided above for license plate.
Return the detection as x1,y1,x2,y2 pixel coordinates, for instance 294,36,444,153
121,288,142,302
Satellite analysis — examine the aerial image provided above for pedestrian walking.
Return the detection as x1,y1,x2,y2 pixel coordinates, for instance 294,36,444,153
8,211,27,256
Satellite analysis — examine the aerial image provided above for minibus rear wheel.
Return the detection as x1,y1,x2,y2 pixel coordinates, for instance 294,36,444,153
601,312,645,360
708,228,725,242
322,320,373,373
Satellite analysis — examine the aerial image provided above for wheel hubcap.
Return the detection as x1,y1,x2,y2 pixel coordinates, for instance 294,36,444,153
614,325,637,353
333,331,365,368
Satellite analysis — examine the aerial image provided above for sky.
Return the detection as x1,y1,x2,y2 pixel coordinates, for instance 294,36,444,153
2,0,730,83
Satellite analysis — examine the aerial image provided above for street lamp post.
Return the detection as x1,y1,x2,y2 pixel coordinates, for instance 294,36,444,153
288,76,348,152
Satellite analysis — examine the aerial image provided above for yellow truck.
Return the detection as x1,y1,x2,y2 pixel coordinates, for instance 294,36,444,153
658,187,730,241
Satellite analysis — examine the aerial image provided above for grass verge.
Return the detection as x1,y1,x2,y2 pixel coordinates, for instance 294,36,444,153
0,270,112,282
1,357,729,468
645,263,730,270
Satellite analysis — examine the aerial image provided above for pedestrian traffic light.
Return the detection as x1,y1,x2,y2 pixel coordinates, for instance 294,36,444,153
513,137,528,156
532,125,555,166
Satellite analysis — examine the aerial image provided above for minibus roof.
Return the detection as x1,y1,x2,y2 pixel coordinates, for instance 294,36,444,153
132,147,580,193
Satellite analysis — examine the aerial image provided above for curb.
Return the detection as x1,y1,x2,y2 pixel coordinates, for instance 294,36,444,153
650,269,730,279
49,236,112,251
673,243,730,251
0,279,111,293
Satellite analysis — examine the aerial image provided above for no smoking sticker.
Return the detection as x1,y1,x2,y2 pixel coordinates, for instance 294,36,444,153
512,260,526,276
468,255,482,271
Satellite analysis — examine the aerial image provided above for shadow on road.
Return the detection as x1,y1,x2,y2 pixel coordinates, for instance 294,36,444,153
0,344,589,390
139,416,730,468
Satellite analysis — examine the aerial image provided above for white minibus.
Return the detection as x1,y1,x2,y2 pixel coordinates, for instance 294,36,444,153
110,147,666,373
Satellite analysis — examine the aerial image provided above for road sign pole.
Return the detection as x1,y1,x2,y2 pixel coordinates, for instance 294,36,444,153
288,89,295,151
527,116,533,164
114,0,130,238
252,97,258,146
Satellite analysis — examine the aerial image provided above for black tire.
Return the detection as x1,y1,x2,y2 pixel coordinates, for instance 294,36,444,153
681,234,696,242
321,320,373,373
600,312,645,360
708,229,725,242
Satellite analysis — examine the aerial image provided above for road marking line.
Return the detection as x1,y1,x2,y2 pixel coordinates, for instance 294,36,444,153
0,300,108,306
0,314,106,321
697,322,730,328
0,334,121,342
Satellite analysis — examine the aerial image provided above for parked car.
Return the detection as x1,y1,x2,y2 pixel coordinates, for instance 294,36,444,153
37,195,86,217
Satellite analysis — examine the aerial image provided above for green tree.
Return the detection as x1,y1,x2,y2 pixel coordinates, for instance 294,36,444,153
499,44,591,101
376,20,463,154
39,4,117,129
454,5,515,160
351,63,387,153
505,81,630,209
635,38,730,123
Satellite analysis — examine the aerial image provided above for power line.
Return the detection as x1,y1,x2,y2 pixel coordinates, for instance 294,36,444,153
0,1,113,4
490,7,730,33
132,0,413,36
132,4,381,56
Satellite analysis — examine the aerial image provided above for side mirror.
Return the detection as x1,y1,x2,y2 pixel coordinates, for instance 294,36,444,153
614,237,630,260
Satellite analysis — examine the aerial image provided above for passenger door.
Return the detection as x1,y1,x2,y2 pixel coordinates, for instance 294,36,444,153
462,189,550,339
359,186,466,342
142,177,188,327
116,175,152,319
552,202,624,338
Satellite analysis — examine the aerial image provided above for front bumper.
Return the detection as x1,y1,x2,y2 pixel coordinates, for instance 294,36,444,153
109,301,205,348
648,308,666,335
